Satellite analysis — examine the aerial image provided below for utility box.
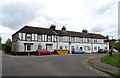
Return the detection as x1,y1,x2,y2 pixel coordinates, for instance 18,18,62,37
54,50,69,55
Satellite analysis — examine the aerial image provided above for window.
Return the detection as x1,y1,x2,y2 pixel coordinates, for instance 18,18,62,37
48,35,52,42
83,38,85,43
38,44,42,49
65,46,67,50
84,46,90,51
24,43,33,51
60,46,63,50
26,34,31,41
85,38,87,43
67,36,69,42
94,46,97,50
71,37,75,42
59,36,63,42
71,46,74,50
63,36,68,42
38,34,42,41
21,33,23,40
94,39,97,43
75,37,80,43
76,46,78,49
80,38,82,43
63,36,66,42
54,36,57,42
88,38,91,43
27,44,31,50
98,47,100,50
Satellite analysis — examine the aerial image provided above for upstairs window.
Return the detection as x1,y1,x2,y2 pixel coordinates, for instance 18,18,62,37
26,34,31,41
48,35,52,42
80,38,83,43
38,34,42,41
71,37,75,42
94,39,97,43
59,36,63,42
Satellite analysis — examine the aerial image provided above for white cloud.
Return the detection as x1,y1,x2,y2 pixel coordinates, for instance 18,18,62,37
0,0,119,43
0,25,16,43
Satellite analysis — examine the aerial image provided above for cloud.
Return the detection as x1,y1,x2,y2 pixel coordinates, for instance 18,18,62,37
0,0,119,43
1,2,46,29
0,25,16,43
92,1,115,15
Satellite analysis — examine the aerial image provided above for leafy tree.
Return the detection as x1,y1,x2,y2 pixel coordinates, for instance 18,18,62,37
111,42,120,52
3,38,12,53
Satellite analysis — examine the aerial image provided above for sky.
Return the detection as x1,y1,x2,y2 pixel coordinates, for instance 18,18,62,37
0,0,119,43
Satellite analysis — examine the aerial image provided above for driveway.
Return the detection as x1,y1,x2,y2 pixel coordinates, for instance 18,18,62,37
2,53,105,76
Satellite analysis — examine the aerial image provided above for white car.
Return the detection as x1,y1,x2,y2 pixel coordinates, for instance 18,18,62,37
113,49,119,52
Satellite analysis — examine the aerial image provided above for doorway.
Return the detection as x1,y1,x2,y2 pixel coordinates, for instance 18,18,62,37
46,44,53,51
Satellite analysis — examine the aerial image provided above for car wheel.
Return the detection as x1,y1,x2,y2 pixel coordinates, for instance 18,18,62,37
38,53,41,56
49,52,52,55
75,52,77,54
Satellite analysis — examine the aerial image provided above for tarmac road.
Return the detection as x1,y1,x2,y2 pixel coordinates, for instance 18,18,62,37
2,53,105,76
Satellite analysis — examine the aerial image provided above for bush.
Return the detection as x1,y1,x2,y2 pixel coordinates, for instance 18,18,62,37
4,43,11,53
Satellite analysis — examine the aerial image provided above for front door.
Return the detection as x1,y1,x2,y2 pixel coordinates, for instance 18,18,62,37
24,43,33,52
46,44,53,51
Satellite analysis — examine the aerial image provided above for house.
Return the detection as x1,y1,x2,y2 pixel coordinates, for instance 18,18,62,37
12,24,109,54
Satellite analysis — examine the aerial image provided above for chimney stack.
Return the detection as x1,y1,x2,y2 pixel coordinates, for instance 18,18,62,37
50,24,56,31
82,29,88,33
62,26,66,31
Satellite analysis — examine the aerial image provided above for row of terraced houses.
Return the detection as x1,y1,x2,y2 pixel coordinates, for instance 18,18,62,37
12,24,109,54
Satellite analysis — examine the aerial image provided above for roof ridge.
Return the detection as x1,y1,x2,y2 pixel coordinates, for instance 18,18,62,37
24,25,49,29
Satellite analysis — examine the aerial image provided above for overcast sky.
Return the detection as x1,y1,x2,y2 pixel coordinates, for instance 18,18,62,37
0,0,119,43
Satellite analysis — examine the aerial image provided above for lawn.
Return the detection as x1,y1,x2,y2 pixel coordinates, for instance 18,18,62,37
100,52,120,67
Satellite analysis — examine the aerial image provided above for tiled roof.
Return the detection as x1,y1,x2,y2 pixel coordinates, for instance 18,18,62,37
13,26,56,35
12,25,107,39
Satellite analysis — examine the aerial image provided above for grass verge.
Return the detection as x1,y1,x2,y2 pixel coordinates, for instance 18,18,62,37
100,52,120,67
87,56,120,76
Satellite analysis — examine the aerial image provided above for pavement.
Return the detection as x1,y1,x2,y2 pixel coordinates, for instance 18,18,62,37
87,56,120,76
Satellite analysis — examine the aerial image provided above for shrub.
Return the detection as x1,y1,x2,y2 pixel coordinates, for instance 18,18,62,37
4,43,11,53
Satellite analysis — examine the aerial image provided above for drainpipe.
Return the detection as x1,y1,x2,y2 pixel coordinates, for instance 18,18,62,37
55,36,58,50
69,42,71,54
91,39,93,53
69,36,72,54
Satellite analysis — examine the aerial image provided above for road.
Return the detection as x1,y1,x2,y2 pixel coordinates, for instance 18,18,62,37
2,53,105,76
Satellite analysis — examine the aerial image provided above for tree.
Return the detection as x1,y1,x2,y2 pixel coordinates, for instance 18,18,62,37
6,38,12,44
3,38,12,53
111,42,120,52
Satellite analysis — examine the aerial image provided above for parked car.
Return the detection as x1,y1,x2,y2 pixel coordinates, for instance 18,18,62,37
36,48,53,55
112,49,119,52
72,49,85,54
98,49,109,53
